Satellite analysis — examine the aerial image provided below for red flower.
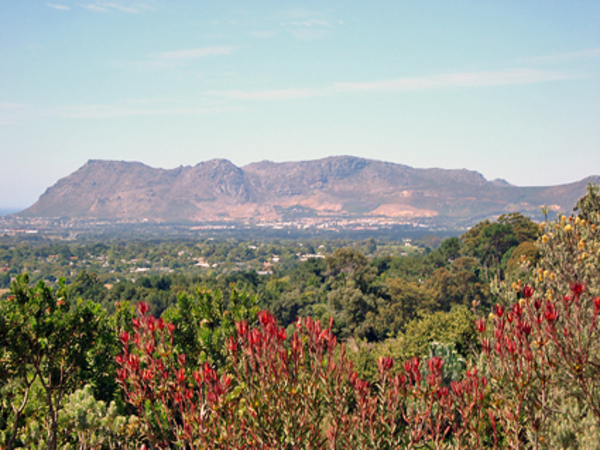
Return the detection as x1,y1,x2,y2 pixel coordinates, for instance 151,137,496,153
277,328,287,341
475,318,486,333
593,297,600,315
428,356,443,374
494,304,504,317
522,285,534,299
545,302,558,323
236,320,248,337
119,331,130,344
193,370,202,384
145,342,155,355
128,354,140,370
505,338,516,355
227,336,238,353
138,302,149,315
570,282,585,297
437,386,449,399
146,316,155,332
377,356,394,373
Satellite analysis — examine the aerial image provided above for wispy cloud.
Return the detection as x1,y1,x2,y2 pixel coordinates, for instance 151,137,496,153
101,2,139,13
47,3,70,10
250,30,278,39
213,69,575,101
520,48,600,65
290,29,329,42
276,9,340,41
153,46,235,61
291,18,330,27
116,46,237,70
332,69,572,92
0,103,32,125
215,88,326,101
78,3,107,12
77,1,153,13
52,103,243,119
1,101,243,123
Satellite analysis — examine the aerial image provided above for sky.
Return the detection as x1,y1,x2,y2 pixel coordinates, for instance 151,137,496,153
1,1,599,210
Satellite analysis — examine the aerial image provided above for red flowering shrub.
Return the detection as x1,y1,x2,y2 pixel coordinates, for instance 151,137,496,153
118,304,495,448
476,198,600,447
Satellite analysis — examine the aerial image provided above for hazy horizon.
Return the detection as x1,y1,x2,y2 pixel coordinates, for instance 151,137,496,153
1,1,599,209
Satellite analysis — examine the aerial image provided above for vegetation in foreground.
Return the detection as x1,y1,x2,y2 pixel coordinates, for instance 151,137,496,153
0,184,599,449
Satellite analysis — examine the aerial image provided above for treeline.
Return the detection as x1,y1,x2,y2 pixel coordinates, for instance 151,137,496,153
0,236,422,289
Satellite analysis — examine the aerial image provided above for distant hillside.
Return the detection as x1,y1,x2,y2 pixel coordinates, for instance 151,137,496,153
19,156,599,226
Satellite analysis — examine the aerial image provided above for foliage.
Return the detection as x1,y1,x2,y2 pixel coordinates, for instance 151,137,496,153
162,287,259,368
0,275,115,450
4,197,600,448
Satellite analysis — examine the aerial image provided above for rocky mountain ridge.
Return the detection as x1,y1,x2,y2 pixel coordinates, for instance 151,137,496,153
19,156,600,226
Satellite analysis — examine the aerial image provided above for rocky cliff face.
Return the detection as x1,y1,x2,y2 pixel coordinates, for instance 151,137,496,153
19,156,599,224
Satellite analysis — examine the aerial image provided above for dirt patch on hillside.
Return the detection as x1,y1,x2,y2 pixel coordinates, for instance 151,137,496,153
368,203,438,218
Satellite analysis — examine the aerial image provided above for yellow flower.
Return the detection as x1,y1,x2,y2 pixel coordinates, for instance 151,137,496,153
511,282,519,291
542,235,549,244
519,298,526,307
489,313,496,321
565,224,574,233
543,270,550,279
539,222,546,229
550,273,556,281
575,216,581,225
581,252,588,260
578,240,586,250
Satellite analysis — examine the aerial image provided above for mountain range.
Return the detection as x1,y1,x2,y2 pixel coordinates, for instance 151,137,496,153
18,156,599,226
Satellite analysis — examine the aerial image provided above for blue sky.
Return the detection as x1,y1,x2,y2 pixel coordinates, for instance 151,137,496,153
1,0,599,209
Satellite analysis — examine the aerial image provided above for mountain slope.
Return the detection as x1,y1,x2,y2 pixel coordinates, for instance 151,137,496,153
19,156,599,225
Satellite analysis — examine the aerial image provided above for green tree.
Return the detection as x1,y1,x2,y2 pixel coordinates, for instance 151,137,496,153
574,182,600,221
462,220,518,280
0,275,113,450
162,288,259,368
